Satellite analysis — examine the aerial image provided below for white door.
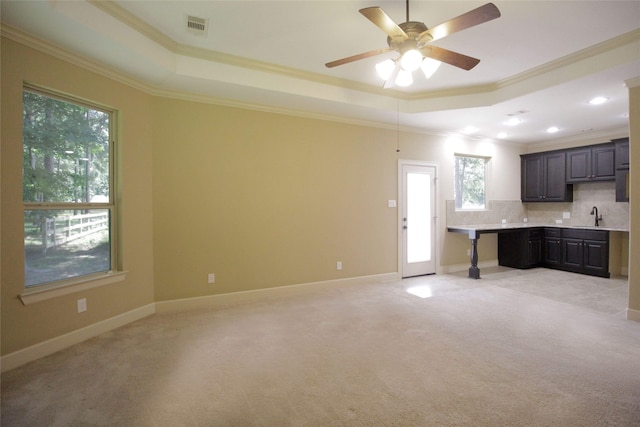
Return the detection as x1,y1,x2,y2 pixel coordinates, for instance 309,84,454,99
400,162,437,278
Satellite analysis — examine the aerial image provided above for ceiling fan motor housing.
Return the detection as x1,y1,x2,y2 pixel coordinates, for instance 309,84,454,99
388,21,429,51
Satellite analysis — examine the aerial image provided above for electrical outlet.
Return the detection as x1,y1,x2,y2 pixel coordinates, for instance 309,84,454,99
77,298,87,313
467,249,471,256
208,273,215,284
337,261,343,270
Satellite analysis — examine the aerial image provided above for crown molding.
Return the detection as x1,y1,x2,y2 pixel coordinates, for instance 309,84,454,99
1,24,158,96
87,0,178,52
498,29,640,90
3,0,637,144
2,23,632,146
85,0,507,102
525,127,629,151
88,0,394,98
27,0,640,109
626,76,640,88
0,24,419,135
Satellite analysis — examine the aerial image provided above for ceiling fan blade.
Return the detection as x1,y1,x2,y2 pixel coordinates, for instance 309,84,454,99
421,46,480,70
360,7,408,41
418,3,500,44
325,47,392,68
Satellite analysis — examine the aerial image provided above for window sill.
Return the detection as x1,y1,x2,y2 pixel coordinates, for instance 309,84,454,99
19,271,127,305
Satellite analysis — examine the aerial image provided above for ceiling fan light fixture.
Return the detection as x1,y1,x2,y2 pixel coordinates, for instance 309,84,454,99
420,57,441,79
395,69,413,87
375,59,396,80
400,49,422,72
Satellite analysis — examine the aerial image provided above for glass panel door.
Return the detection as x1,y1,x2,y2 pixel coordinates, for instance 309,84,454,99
401,163,436,278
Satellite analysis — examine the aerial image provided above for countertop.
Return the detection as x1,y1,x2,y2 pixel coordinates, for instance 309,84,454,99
447,223,629,233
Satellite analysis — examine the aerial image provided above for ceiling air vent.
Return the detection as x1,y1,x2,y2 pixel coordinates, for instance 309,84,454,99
186,15,208,35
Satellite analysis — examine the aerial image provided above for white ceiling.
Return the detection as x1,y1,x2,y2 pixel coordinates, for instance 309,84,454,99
2,0,640,145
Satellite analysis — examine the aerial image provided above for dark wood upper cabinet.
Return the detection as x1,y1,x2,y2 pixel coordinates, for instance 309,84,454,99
614,138,629,202
614,137,630,169
566,143,615,183
522,140,628,203
521,152,573,202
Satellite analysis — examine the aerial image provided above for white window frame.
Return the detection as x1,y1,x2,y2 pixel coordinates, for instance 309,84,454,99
19,84,125,305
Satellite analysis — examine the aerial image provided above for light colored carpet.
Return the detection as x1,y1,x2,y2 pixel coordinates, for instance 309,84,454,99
2,268,639,426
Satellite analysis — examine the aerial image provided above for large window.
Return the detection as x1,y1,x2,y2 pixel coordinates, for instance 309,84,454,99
454,155,488,210
23,87,115,287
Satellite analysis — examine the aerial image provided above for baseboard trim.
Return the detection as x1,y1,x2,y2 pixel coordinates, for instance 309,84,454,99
626,308,640,322
11,267,630,371
440,260,499,274
2,274,399,372
156,272,399,313
1,304,156,373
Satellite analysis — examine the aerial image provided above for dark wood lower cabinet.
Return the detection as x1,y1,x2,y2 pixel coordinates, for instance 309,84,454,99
498,227,609,278
562,238,584,270
498,228,542,269
543,229,562,267
560,229,609,277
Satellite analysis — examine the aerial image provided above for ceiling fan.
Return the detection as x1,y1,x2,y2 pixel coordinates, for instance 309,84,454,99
325,1,501,86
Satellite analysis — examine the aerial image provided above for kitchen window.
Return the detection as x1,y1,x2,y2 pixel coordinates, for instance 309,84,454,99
22,86,118,291
454,155,488,210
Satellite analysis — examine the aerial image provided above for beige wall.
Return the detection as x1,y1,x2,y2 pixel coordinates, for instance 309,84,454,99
0,35,524,356
1,38,155,354
151,100,524,300
152,99,402,300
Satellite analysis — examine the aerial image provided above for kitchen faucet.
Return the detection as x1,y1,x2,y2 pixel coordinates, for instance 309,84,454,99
590,206,602,227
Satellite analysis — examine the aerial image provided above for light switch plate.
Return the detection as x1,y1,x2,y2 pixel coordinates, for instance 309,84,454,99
388,200,396,208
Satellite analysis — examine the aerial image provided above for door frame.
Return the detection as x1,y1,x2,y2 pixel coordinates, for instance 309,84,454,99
397,160,439,278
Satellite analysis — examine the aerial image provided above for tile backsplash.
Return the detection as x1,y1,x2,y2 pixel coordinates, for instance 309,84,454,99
447,182,629,229
446,200,526,226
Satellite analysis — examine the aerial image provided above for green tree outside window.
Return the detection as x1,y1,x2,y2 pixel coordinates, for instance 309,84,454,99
454,155,487,210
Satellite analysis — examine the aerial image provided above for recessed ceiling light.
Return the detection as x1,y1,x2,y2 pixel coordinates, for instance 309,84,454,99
588,96,608,105
461,126,479,134
496,132,508,139
546,126,559,134
504,117,522,126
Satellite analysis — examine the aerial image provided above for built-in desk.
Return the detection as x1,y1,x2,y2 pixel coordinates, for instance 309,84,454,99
447,224,628,279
